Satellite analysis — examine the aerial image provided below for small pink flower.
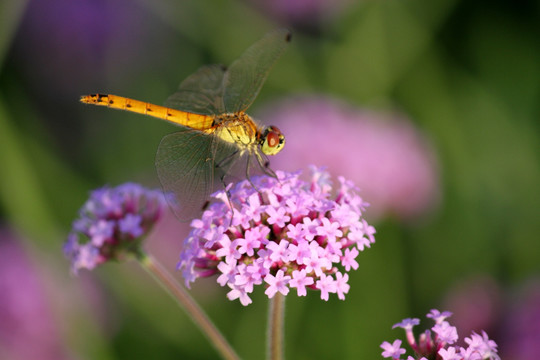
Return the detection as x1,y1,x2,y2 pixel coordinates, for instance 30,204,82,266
381,339,406,359
316,273,337,301
265,270,291,298
290,269,314,296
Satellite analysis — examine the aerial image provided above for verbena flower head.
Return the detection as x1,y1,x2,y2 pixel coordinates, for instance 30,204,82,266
178,167,376,306
64,183,167,274
381,309,500,360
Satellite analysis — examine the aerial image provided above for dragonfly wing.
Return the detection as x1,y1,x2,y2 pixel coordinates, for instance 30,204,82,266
156,128,215,220
155,128,238,220
223,28,291,113
164,64,227,115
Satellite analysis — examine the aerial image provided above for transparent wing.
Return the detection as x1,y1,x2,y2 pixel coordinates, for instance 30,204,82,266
223,28,291,113
164,64,227,115
155,128,238,220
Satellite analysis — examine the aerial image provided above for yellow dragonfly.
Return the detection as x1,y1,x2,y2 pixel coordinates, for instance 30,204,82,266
81,29,290,220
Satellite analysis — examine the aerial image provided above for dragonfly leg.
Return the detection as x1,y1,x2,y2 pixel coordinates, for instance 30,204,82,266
215,149,239,171
214,150,240,226
245,154,261,192
246,154,276,202
255,151,277,178
218,172,236,227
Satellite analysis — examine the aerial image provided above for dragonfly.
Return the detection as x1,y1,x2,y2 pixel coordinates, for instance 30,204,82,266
81,29,290,220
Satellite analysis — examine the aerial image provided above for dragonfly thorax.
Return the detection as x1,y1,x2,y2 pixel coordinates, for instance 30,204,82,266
211,112,260,150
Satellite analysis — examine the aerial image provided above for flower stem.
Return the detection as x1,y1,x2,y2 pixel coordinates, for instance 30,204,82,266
137,251,240,360
267,293,285,360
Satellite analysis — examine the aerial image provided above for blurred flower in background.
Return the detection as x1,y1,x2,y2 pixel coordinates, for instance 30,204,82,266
0,229,69,360
442,276,540,360
441,276,502,343
14,0,111,92
9,0,170,157
12,0,163,97
246,0,353,31
499,279,540,360
259,96,440,222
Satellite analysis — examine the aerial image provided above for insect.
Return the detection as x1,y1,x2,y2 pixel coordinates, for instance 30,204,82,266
81,29,290,219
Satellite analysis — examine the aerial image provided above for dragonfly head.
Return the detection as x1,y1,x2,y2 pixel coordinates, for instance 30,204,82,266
260,126,285,156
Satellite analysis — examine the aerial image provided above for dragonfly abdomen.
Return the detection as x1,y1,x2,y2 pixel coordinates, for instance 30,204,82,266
80,94,214,130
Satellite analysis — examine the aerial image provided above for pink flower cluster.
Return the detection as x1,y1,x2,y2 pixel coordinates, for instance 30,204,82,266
381,309,500,360
177,167,376,305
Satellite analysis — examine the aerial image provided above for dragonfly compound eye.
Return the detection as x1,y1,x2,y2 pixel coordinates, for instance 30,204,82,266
261,126,285,155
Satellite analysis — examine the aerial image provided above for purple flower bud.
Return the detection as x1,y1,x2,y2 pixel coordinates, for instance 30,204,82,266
64,183,167,274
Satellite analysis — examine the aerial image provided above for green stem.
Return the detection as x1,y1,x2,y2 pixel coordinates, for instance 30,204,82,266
267,293,285,360
137,251,240,360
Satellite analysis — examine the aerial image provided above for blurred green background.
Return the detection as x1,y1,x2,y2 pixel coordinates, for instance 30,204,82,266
1,0,539,359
